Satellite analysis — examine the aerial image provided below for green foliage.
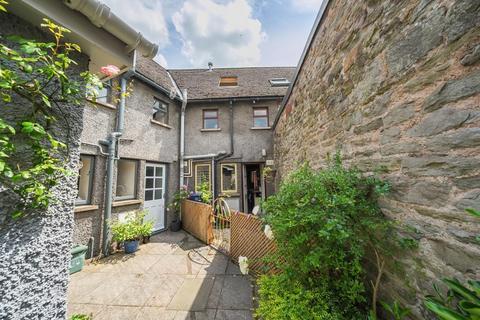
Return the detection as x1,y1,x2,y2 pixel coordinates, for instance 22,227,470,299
199,181,212,204
0,17,99,217
259,157,398,319
110,210,153,243
256,273,341,320
70,314,91,320
168,185,189,216
380,301,411,320
425,279,480,320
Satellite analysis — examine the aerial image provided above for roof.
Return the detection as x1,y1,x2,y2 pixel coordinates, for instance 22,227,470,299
169,67,296,100
135,56,180,97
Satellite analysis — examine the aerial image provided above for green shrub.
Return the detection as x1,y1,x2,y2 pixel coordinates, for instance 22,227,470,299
111,210,153,242
260,156,392,319
256,273,341,320
70,314,91,320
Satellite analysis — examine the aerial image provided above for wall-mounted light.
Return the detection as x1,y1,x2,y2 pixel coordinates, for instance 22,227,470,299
261,149,267,157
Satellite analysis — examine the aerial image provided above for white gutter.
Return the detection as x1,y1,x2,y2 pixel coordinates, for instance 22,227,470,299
64,0,158,58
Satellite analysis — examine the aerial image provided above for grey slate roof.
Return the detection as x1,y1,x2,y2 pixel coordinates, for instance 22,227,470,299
169,67,296,100
135,56,179,96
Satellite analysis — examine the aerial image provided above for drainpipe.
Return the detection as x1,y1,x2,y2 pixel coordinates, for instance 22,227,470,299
179,89,188,191
101,76,128,257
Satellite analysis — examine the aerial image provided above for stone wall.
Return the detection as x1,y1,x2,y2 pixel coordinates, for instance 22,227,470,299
274,0,480,318
0,13,88,319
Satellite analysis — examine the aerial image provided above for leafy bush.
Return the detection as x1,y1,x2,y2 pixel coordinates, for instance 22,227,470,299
111,210,153,243
259,157,393,319
70,314,91,320
168,185,189,219
256,273,341,320
199,181,212,204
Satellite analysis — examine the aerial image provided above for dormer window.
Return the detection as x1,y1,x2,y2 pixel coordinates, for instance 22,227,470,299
219,76,238,87
269,78,290,87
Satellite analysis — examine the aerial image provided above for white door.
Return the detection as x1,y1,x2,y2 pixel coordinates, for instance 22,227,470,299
144,163,166,231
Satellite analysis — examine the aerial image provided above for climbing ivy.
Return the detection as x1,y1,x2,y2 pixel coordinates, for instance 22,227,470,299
0,15,101,217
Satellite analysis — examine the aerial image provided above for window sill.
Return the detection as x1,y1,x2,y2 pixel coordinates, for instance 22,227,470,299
112,199,143,207
86,98,117,110
200,128,221,132
151,119,173,129
74,205,99,213
251,127,271,130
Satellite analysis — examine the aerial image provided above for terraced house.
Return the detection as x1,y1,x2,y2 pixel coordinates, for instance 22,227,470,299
74,56,294,256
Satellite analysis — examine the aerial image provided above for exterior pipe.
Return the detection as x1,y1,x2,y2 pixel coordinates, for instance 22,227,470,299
179,89,188,192
101,75,128,257
63,0,158,58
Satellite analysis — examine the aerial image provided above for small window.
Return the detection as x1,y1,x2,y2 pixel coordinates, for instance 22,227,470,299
253,107,269,128
219,76,238,87
87,80,113,104
76,155,95,205
115,159,138,200
203,109,219,129
153,98,169,124
269,78,290,87
195,163,211,192
221,163,237,193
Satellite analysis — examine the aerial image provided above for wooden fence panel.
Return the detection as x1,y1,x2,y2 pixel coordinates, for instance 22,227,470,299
230,212,277,275
181,200,213,244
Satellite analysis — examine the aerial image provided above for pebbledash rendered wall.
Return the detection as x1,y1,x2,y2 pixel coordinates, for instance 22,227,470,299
0,13,87,319
274,0,480,318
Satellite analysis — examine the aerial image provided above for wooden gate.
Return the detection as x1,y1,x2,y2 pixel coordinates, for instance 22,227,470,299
209,198,231,254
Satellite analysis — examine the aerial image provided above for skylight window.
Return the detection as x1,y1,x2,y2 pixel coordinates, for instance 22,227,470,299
269,78,290,87
219,76,238,86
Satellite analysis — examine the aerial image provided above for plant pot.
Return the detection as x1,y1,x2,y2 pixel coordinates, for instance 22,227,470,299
170,219,181,232
124,239,139,254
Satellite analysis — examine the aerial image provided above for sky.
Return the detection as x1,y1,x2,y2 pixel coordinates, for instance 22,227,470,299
101,0,323,69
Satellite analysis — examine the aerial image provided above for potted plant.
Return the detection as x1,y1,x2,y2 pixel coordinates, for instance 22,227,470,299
168,185,189,232
111,210,153,253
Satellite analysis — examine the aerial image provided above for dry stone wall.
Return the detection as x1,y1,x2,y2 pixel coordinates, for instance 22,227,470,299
274,0,480,318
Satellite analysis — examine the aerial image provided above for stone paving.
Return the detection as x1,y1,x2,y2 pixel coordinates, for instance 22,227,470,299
67,230,253,320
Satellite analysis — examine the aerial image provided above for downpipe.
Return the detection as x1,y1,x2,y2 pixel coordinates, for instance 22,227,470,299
101,76,128,257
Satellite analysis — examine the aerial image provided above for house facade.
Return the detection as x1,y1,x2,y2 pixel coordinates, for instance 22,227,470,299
73,60,295,256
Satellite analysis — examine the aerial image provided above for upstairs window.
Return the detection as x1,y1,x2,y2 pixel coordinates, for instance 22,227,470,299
153,98,169,124
76,155,94,205
203,109,219,129
219,76,238,87
87,80,114,105
269,78,290,87
253,107,269,128
115,159,138,200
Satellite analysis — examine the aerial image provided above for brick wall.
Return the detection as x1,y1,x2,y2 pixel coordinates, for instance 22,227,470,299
274,0,480,318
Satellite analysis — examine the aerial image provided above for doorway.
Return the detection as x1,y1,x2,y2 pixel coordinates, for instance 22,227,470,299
143,163,166,231
243,164,263,213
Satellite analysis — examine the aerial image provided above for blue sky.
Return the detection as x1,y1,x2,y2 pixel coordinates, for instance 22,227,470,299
101,0,322,69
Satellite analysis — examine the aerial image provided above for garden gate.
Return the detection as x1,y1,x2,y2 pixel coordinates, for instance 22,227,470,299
209,198,231,254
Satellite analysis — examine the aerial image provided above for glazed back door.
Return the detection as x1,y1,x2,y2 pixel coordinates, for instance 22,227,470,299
144,163,166,231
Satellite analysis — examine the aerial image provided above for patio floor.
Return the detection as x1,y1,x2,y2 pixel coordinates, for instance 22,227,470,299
67,230,254,320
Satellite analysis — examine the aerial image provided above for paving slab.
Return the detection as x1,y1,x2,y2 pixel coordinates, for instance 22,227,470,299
67,230,253,319
167,278,215,311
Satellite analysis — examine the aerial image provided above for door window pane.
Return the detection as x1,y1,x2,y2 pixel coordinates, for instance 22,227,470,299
115,159,138,200
146,166,154,177
155,167,163,177
155,189,163,200
155,178,163,188
145,178,154,189
76,155,94,205
221,164,237,193
145,190,153,201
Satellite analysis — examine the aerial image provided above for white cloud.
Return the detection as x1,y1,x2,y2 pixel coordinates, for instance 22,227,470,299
172,0,265,67
101,0,169,60
154,54,168,68
291,0,323,12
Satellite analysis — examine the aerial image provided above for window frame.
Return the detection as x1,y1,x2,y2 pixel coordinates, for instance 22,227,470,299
219,76,238,87
76,154,95,206
194,163,211,192
220,163,237,193
152,97,169,125
202,109,219,129
115,158,139,201
183,159,192,177
253,107,269,128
